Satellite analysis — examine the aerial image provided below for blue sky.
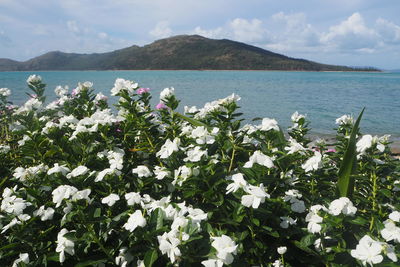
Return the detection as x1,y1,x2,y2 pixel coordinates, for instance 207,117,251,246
1,0,400,69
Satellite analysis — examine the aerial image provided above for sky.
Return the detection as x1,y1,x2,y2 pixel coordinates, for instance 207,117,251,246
0,0,400,69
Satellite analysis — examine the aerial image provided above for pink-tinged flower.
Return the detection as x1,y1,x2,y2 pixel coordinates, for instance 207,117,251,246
156,103,167,110
326,148,336,153
137,88,150,94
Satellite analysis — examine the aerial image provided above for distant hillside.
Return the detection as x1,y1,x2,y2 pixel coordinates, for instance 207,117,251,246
0,35,379,71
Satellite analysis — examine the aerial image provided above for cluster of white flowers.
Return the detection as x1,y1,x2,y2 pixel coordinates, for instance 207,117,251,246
56,228,75,263
184,146,208,162
69,109,123,140
13,164,48,182
27,74,42,84
381,211,400,243
335,114,354,126
225,173,270,209
193,94,241,119
0,144,10,154
115,247,134,267
290,111,306,129
356,134,389,155
160,87,175,102
95,148,125,182
0,87,11,97
305,205,327,234
14,97,42,114
52,185,91,207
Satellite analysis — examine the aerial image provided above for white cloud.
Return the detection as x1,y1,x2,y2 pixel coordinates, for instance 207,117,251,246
375,18,400,44
320,13,378,50
149,21,173,39
192,26,226,39
67,20,80,34
229,18,267,43
265,12,320,52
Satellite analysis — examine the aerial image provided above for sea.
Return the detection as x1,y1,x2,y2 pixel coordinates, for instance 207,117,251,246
1,70,399,141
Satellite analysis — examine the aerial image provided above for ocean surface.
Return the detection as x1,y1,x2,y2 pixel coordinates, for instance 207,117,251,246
1,71,399,139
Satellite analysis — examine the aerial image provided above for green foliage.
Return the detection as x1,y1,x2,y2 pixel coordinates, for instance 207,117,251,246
0,77,398,267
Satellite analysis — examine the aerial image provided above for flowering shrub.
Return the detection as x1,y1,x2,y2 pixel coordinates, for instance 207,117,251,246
0,75,399,266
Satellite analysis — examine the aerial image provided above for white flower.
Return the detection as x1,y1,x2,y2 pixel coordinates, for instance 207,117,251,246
123,210,146,232
158,232,181,263
1,218,21,233
1,192,31,216
284,137,306,154
277,246,287,255
305,210,323,234
95,168,116,182
350,235,383,266
125,192,142,206
27,74,41,84
56,228,75,263
156,138,180,158
211,235,237,265
389,211,400,222
111,78,138,95
291,200,306,213
385,244,398,262
95,92,108,102
201,259,224,267
0,88,11,97
301,151,322,172
272,259,284,267
52,185,78,207
66,165,89,179
189,126,217,145
380,220,400,243
54,85,68,97
160,87,175,102
33,206,55,221
279,216,297,229
132,165,152,177
47,163,70,176
328,197,357,216
115,247,133,267
12,253,29,267
184,146,207,162
356,135,373,154
71,189,91,202
243,150,274,168
226,173,248,194
336,114,354,125
154,166,170,180
241,184,270,209
259,118,279,131
101,193,120,207
291,111,305,123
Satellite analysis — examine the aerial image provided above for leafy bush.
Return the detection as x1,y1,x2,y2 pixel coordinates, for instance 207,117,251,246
0,75,399,266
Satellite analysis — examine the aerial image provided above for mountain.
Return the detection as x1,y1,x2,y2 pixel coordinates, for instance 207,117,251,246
0,35,379,71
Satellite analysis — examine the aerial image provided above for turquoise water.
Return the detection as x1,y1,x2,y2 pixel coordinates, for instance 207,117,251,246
1,71,399,137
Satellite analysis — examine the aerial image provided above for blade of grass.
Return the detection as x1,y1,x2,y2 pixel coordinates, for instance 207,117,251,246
337,108,365,198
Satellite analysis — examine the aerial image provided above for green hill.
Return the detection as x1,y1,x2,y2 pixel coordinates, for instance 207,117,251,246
0,35,379,71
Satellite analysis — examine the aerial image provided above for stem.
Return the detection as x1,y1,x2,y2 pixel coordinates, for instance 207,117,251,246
369,171,378,231
228,147,236,173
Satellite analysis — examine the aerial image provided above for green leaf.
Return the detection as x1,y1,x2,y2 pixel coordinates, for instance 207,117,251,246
337,108,364,198
74,258,107,267
174,112,209,129
300,234,315,247
144,249,158,267
94,208,101,218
